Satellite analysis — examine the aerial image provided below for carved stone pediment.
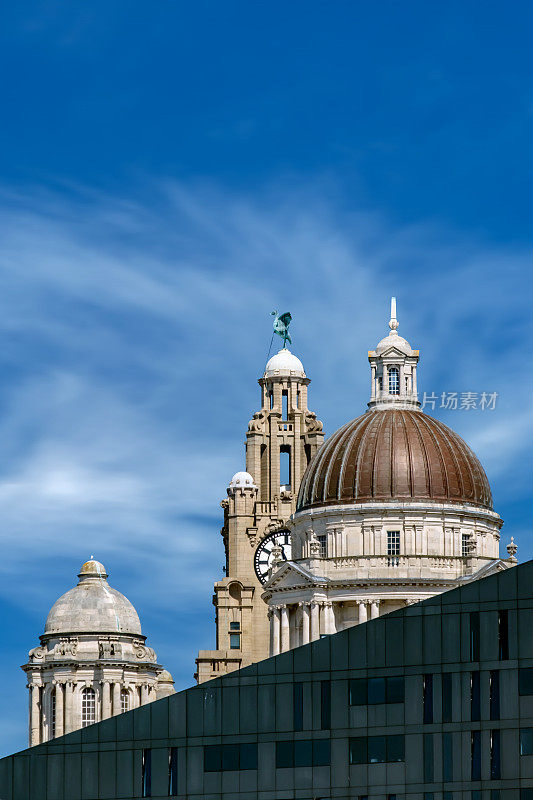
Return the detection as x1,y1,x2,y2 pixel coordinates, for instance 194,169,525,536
262,560,328,591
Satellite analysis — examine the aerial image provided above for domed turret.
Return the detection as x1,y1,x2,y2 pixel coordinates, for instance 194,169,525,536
228,471,257,490
23,558,175,747
264,348,306,378
44,558,142,636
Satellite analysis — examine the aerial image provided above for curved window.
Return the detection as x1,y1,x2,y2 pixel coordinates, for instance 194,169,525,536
388,367,400,395
81,687,96,727
121,688,130,714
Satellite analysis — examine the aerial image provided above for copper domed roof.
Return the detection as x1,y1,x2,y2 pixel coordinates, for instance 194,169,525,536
297,408,493,511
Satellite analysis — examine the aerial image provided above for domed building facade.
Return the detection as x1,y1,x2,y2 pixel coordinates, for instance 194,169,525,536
262,301,517,654
22,558,174,746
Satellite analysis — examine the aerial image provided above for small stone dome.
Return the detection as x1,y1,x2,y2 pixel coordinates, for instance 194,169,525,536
297,408,493,512
157,669,174,682
264,348,306,378
375,330,413,356
229,471,256,489
44,559,142,636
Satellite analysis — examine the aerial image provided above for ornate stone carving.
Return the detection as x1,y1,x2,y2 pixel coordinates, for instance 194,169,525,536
28,646,45,662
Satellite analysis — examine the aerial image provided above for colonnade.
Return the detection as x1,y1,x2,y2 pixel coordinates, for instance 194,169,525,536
28,679,157,745
268,598,382,656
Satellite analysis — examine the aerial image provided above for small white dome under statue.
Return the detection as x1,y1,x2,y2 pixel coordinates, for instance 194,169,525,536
264,348,306,378
23,558,175,747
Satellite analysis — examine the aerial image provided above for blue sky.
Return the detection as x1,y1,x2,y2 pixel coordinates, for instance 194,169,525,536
0,2,532,755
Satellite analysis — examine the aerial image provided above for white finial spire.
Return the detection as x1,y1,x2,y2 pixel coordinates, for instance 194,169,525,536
389,296,399,331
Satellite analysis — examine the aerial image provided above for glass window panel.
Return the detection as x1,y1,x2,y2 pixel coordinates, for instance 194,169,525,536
424,733,434,782
491,729,501,779
321,681,331,729
313,739,330,766
423,674,433,724
442,672,452,722
294,739,312,767
471,671,481,722
470,612,480,661
387,735,405,762
521,791,533,800
229,633,240,650
293,683,303,732
520,728,533,756
168,747,178,796
221,744,239,771
142,749,152,798
349,737,368,765
349,678,367,706
368,735,387,763
368,677,386,705
443,792,453,800
276,741,293,769
471,731,481,780
239,743,257,771
498,610,509,660
229,622,240,630
490,670,500,720
443,732,453,782
204,745,221,772
386,676,404,703
519,668,533,696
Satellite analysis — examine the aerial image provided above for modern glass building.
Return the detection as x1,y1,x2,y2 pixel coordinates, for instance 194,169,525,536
1,559,533,800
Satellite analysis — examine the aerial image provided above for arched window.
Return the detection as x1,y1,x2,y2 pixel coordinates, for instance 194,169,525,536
121,688,130,714
81,687,96,727
388,366,400,395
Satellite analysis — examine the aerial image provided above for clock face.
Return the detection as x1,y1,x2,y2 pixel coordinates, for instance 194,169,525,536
254,530,292,585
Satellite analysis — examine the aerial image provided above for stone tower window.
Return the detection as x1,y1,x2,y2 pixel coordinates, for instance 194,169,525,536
387,531,400,566
280,445,291,489
81,687,96,727
388,367,400,395
282,390,288,419
121,688,130,714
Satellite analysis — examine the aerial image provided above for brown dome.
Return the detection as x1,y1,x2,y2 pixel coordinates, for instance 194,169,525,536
297,408,493,511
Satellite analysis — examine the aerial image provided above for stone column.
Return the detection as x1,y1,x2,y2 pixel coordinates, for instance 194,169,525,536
29,684,41,747
310,601,320,641
271,607,281,656
370,600,380,620
64,683,73,734
382,365,388,395
112,682,121,716
370,364,376,399
101,681,112,720
280,605,290,652
55,682,64,738
301,603,310,645
268,610,275,657
140,684,150,706
412,365,417,396
323,601,336,635
358,600,368,624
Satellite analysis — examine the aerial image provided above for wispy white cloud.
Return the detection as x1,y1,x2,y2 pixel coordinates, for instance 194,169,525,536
0,178,531,755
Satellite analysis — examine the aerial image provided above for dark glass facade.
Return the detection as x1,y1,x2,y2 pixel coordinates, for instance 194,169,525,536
1,560,533,798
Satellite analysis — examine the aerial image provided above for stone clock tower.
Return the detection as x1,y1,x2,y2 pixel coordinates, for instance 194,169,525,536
195,347,324,683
